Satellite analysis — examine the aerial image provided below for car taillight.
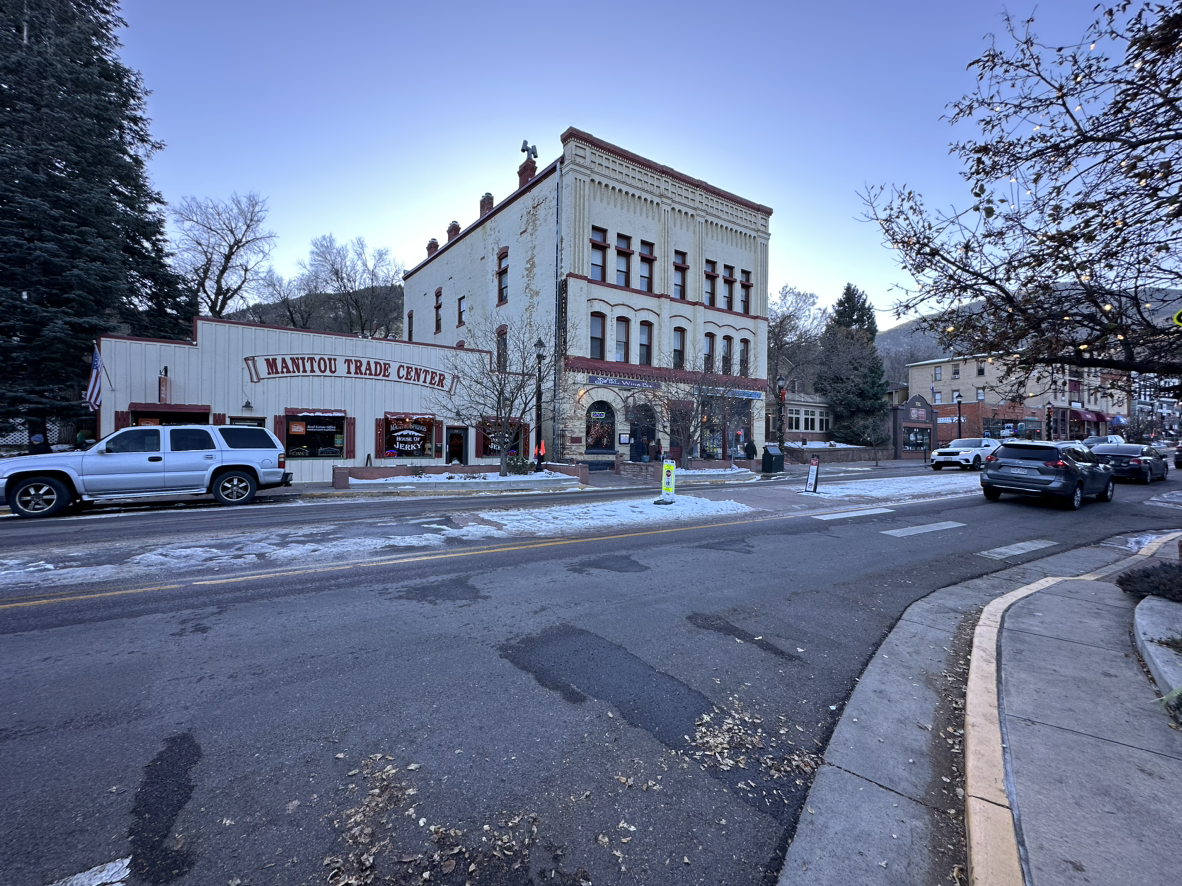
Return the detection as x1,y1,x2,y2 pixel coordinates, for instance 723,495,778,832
1044,460,1069,468
279,454,286,469
985,454,999,462
1130,458,1142,465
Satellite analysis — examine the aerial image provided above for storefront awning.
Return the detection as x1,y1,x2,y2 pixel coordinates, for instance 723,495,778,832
1071,409,1099,422
1093,412,1112,422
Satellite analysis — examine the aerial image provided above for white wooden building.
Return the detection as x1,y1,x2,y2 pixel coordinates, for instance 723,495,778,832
97,317,506,482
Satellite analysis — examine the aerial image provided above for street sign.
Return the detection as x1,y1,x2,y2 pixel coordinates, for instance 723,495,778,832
656,460,677,504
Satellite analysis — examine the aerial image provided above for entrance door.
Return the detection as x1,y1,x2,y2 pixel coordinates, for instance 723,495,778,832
628,405,656,461
446,427,467,465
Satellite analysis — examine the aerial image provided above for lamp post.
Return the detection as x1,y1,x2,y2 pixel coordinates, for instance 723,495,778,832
1045,403,1054,441
776,374,786,447
534,337,546,472
954,392,963,438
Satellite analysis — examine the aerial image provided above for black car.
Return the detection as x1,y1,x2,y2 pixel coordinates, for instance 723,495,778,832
1092,444,1169,482
981,440,1115,509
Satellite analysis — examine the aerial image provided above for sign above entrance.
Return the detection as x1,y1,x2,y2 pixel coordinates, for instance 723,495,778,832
587,374,661,391
244,354,454,391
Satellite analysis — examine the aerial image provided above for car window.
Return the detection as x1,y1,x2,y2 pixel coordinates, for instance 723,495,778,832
169,428,216,452
218,427,279,449
105,428,161,453
950,439,983,448
997,445,1056,461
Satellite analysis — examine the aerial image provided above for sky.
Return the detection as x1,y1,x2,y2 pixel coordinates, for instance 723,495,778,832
116,0,1095,331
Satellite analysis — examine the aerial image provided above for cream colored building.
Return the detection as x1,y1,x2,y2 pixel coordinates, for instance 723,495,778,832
403,128,772,463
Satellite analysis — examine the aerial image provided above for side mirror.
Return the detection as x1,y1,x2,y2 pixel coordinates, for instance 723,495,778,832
95,446,109,455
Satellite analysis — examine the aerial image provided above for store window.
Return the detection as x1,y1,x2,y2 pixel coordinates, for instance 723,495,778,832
480,420,523,458
285,414,346,458
585,401,616,452
905,427,932,451
382,414,435,458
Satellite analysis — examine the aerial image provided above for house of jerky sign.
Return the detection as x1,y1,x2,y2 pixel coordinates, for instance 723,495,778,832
244,354,454,391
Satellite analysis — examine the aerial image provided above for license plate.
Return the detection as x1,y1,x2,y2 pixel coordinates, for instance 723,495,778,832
1010,467,1029,475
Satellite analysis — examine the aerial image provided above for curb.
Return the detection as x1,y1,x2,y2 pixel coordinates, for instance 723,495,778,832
962,530,1182,885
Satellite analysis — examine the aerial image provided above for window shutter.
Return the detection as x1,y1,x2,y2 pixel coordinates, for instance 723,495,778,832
345,416,356,459
274,416,286,446
115,411,131,430
375,418,384,458
212,413,227,425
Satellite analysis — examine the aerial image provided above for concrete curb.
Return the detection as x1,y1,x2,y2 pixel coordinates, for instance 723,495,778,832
1133,596,1182,708
961,531,1182,886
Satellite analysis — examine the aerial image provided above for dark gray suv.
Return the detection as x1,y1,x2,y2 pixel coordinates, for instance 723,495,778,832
981,440,1115,509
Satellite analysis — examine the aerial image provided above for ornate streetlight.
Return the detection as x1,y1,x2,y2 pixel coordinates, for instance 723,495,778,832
954,391,963,437
776,374,786,447
534,338,546,472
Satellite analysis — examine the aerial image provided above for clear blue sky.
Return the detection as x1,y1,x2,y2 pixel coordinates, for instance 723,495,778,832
117,0,1091,330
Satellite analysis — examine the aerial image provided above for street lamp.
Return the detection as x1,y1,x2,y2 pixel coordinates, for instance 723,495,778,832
534,337,546,472
776,374,786,447
954,392,963,437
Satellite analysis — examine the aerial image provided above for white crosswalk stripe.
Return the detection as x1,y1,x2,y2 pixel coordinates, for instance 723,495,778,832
976,540,1058,560
812,508,894,520
881,521,965,537
47,858,130,886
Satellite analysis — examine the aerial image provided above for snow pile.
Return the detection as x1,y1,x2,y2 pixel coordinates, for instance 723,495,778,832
352,469,572,485
809,471,982,501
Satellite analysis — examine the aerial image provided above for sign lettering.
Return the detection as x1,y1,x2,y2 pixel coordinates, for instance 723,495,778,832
244,354,452,391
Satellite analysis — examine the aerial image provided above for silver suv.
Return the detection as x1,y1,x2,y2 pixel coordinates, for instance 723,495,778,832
1,425,292,518
981,440,1114,509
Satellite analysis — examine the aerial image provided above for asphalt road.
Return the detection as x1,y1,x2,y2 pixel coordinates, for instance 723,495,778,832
2,475,1178,886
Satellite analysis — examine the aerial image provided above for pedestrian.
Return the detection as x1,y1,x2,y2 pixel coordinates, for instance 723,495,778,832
655,438,663,460
743,439,757,460
29,433,51,455
647,436,657,462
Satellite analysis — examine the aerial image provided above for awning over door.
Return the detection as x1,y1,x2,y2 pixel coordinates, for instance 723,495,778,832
1070,409,1099,422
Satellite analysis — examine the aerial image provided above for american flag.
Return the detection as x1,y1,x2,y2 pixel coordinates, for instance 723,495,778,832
85,346,103,411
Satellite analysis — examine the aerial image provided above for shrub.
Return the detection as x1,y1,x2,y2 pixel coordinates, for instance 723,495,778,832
1116,561,1182,603
506,455,533,475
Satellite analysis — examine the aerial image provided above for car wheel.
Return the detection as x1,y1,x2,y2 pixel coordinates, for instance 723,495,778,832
9,476,71,518
972,455,982,470
212,470,257,506
1160,465,1169,482
983,486,1002,501
932,464,943,470
1065,484,1084,510
1097,479,1115,502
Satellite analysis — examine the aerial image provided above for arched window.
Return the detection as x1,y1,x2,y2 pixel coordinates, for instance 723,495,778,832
585,401,616,452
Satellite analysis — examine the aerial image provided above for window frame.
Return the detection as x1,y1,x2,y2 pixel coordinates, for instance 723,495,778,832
434,288,442,334
721,335,733,375
672,327,686,370
703,332,716,372
722,265,735,311
739,270,752,314
285,414,346,459
407,310,414,342
615,316,630,363
615,234,632,288
638,241,655,292
457,295,466,327
638,321,653,366
590,227,608,282
739,339,750,377
496,249,509,304
590,312,606,361
934,366,943,381
673,250,688,299
703,260,717,307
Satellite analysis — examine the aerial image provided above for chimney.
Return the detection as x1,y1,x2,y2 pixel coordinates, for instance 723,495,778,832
426,238,439,257
447,221,461,242
518,157,537,188
480,192,494,216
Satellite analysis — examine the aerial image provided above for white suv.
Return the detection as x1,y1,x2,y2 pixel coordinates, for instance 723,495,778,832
931,437,1001,470
1,425,292,518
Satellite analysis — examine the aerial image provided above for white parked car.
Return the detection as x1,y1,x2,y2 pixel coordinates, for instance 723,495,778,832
1082,435,1126,446
0,424,292,518
931,437,1001,470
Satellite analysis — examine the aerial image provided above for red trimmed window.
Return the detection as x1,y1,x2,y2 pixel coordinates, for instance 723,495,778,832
739,339,750,377
673,251,688,299
638,321,653,366
704,333,716,372
704,260,717,307
615,317,630,362
590,312,606,360
723,266,735,310
673,327,686,370
638,241,655,292
497,249,509,303
615,234,632,288
457,295,466,326
590,227,608,282
434,288,442,334
740,270,752,314
722,336,733,375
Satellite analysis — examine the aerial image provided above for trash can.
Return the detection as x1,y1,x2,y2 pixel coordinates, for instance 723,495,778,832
762,444,784,473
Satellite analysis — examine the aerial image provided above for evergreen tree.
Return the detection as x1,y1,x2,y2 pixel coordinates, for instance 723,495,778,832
0,0,190,432
830,283,877,337
815,285,888,443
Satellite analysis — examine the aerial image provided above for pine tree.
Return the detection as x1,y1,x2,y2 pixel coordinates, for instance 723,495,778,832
0,0,191,433
815,284,888,443
830,283,877,337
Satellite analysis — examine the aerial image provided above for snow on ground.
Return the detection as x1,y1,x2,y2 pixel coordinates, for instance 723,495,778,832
808,470,982,501
351,469,573,485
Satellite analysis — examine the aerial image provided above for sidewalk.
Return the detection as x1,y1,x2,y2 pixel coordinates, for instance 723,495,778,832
778,531,1182,886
